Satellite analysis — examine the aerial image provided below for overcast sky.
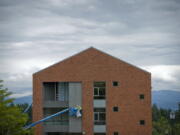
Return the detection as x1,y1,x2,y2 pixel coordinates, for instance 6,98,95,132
0,0,180,98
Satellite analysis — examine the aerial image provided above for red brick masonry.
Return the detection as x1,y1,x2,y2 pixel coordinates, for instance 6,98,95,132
33,47,152,135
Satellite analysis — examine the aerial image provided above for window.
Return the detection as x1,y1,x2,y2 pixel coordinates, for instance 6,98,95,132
113,81,118,86
94,82,106,99
94,108,106,125
139,94,144,99
56,82,69,101
44,108,69,125
43,82,69,102
140,120,145,125
113,106,119,112
114,132,119,135
43,82,56,101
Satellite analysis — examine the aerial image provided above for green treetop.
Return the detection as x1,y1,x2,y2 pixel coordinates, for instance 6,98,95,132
0,80,32,135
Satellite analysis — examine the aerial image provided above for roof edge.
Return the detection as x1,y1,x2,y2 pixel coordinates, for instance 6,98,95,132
33,47,94,75
33,46,151,75
92,47,151,74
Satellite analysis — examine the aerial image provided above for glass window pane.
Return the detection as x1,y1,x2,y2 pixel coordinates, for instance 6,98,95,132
94,82,106,99
94,113,98,120
57,82,69,101
140,120,145,125
113,81,118,86
113,107,119,112
99,113,106,120
94,88,99,95
99,88,105,95
139,94,144,99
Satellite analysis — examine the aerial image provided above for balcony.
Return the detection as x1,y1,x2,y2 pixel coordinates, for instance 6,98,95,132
43,108,69,132
43,82,69,108
43,125,69,132
43,82,82,133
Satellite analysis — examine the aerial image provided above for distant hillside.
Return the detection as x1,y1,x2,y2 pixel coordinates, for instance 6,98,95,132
152,90,180,110
14,95,32,104
14,90,180,110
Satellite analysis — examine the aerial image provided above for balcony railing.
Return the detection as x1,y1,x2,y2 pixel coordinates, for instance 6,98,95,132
43,120,69,125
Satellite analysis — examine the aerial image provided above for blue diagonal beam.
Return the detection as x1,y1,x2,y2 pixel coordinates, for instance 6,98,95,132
23,103,32,113
24,108,70,129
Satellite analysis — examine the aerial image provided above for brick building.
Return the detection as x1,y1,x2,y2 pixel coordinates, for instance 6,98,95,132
33,47,152,135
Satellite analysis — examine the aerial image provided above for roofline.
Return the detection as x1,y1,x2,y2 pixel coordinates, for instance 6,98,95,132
33,47,95,75
93,47,151,74
33,46,151,75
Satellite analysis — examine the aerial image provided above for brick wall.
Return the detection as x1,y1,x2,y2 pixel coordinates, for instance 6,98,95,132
33,47,151,135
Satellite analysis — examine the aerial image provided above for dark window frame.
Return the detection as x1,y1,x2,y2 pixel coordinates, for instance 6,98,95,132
94,82,106,99
113,106,119,112
113,81,119,86
114,132,119,135
140,120,145,125
94,108,106,125
139,94,145,99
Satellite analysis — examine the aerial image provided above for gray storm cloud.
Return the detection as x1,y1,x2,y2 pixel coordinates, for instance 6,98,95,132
0,0,180,97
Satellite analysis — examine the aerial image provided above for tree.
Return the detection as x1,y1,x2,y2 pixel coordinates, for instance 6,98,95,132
152,104,161,121
17,103,32,124
0,80,32,135
173,123,180,135
152,103,180,135
153,116,171,135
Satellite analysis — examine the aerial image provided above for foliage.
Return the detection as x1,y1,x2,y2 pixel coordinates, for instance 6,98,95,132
17,103,32,124
0,80,33,135
152,103,180,135
173,123,180,135
153,116,171,135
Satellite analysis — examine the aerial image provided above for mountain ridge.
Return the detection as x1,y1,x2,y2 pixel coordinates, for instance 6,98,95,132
14,90,180,110
152,90,180,110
